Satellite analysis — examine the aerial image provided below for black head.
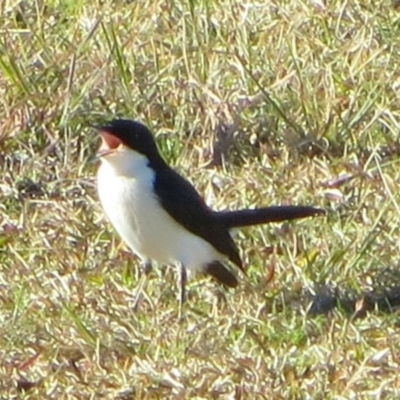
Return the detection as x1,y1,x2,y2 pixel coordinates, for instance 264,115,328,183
95,119,160,158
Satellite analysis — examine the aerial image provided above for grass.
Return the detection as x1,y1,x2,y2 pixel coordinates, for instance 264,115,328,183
1,0,400,398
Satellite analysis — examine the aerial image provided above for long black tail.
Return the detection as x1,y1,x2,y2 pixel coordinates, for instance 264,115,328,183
216,206,325,229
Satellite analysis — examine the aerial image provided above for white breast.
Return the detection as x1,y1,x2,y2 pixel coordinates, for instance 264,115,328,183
97,148,221,273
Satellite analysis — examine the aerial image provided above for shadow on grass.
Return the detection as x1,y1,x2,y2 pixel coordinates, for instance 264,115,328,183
309,266,400,318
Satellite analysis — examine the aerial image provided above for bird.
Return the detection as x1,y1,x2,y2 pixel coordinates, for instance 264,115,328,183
95,119,324,314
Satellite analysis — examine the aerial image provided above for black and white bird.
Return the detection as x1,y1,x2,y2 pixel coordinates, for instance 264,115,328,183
95,119,323,311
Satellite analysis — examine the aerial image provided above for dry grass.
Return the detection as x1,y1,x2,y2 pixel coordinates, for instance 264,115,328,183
1,0,400,398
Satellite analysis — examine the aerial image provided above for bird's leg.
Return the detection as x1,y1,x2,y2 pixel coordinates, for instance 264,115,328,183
132,260,152,310
178,263,187,319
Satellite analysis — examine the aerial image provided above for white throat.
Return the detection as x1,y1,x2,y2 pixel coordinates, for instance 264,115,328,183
98,146,153,181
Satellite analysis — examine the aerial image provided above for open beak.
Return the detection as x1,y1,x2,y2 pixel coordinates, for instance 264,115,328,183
94,128,122,158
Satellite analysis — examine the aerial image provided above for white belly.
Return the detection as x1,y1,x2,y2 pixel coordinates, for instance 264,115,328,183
97,157,221,272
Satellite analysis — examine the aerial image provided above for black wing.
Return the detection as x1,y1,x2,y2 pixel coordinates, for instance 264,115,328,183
153,165,243,271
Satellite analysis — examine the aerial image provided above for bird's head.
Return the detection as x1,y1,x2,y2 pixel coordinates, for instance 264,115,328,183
95,119,159,159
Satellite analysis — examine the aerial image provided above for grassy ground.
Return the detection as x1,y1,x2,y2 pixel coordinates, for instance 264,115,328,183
1,0,400,398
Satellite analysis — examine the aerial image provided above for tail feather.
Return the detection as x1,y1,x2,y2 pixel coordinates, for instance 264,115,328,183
203,261,239,288
216,206,325,229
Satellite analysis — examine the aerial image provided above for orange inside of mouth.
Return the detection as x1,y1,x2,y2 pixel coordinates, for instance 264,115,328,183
100,131,121,150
